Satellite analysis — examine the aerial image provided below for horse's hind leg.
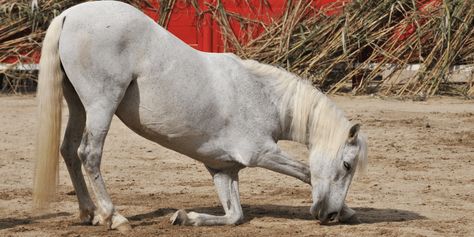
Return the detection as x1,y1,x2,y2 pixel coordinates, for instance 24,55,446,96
67,78,131,231
60,77,96,223
170,167,244,226
76,103,130,231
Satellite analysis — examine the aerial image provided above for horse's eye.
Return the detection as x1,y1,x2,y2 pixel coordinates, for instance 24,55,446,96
343,161,351,171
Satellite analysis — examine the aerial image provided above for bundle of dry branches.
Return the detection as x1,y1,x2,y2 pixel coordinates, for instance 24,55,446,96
0,0,143,93
238,0,474,97
1,0,70,93
1,0,472,96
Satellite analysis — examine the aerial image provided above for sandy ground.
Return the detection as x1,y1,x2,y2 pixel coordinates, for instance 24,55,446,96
0,95,473,237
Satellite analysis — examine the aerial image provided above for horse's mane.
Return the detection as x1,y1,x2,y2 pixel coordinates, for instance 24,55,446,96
241,59,367,173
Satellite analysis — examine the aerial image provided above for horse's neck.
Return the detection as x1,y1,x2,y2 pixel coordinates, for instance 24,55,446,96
240,60,350,149
274,78,324,145
272,75,350,151
240,60,312,144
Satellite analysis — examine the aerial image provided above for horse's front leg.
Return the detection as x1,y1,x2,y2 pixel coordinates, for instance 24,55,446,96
170,167,244,226
254,147,311,185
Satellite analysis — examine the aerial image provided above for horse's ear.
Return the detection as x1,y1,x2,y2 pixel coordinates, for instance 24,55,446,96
348,124,360,144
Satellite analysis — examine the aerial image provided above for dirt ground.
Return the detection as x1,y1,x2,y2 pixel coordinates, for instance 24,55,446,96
0,95,473,237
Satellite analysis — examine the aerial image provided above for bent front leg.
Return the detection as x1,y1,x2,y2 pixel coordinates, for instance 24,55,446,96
255,150,311,185
171,168,243,226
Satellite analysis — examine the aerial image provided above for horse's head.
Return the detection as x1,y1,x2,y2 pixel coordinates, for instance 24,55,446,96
308,124,367,224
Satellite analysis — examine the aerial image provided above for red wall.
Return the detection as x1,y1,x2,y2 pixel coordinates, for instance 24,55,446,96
142,0,285,52
139,0,345,52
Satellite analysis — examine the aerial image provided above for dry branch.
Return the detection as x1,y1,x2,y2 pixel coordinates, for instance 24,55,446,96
237,0,474,97
1,0,473,96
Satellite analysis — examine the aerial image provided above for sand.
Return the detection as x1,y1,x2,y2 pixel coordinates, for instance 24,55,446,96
0,95,473,236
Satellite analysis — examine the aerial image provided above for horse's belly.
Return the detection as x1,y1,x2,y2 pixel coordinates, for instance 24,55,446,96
115,80,239,169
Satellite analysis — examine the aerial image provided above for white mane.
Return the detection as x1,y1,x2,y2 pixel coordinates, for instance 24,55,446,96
241,59,367,172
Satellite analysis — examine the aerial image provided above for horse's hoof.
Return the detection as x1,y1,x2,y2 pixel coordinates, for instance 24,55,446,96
339,214,361,225
111,213,131,233
170,209,189,226
92,214,105,226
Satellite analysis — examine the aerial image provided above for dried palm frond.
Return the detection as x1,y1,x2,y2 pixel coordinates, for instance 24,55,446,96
238,0,474,97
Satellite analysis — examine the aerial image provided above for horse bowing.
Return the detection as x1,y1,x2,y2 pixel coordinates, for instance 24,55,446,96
33,1,368,231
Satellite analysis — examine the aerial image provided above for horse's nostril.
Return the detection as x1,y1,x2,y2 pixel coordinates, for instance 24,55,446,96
328,212,338,221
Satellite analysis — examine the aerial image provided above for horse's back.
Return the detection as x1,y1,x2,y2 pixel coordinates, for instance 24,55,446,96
59,0,155,65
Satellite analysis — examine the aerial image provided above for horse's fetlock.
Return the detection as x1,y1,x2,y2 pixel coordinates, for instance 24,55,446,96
103,204,115,219
80,208,94,223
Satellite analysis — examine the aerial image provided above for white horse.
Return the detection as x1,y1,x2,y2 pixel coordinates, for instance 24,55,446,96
33,1,367,232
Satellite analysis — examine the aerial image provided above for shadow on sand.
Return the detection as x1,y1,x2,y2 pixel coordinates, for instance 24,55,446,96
0,205,426,230
128,205,426,225
0,212,71,230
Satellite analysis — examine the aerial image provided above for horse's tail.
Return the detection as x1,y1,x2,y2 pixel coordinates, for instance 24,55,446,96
33,15,66,209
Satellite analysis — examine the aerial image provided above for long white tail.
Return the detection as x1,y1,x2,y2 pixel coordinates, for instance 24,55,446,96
33,15,66,209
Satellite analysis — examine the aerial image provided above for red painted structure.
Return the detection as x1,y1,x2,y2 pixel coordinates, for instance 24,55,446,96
141,0,345,52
